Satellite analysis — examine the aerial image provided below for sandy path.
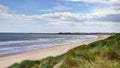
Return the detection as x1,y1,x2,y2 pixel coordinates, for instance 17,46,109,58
0,35,110,68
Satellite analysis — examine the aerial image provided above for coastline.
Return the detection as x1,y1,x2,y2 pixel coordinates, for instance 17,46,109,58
0,35,110,68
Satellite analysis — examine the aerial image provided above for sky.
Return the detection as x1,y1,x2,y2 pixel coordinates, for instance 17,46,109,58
0,0,120,33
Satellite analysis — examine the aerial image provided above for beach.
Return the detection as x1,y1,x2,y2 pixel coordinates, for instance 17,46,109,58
0,35,110,68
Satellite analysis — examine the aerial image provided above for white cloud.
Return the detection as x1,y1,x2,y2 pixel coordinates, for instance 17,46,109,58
0,2,119,25
0,3,120,32
53,4,71,10
1,8,119,26
40,12,120,25
38,4,71,12
0,5,40,24
63,0,120,3
38,9,54,12
91,7,120,17
0,5,8,13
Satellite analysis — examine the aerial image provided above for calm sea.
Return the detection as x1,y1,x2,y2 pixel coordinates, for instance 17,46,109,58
0,33,98,56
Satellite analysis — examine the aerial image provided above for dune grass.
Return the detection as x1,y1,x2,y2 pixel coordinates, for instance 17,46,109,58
8,34,120,68
8,55,63,68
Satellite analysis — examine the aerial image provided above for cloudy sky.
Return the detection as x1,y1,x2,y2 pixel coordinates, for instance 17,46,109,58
0,0,120,33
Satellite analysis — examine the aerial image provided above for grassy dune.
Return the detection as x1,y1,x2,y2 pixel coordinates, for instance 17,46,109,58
9,34,120,68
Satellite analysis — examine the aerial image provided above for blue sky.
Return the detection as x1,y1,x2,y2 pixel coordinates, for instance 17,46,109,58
0,0,120,33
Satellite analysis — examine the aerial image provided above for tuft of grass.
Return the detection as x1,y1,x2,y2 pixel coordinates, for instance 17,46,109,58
8,34,120,68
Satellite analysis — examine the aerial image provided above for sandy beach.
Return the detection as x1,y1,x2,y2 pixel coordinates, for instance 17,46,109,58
0,35,110,68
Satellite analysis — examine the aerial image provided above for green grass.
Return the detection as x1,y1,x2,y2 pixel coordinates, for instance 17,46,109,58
8,34,120,68
8,55,63,68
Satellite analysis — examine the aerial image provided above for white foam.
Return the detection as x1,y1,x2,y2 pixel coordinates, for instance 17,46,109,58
0,38,51,46
0,35,98,56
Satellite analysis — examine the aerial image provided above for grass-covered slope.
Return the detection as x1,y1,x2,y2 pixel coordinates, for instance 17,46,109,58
9,34,120,68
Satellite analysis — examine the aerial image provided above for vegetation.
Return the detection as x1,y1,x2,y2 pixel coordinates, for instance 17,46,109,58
8,34,120,68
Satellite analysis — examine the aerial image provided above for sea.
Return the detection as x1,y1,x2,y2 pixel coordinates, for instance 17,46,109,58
0,33,98,57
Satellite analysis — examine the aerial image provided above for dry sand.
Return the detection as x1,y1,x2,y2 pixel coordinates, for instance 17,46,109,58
0,35,110,68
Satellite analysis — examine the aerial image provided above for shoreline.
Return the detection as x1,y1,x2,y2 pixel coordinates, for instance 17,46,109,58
0,35,110,68
0,35,97,58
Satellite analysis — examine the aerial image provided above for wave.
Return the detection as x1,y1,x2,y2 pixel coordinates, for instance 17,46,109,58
0,35,98,56
0,38,53,46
